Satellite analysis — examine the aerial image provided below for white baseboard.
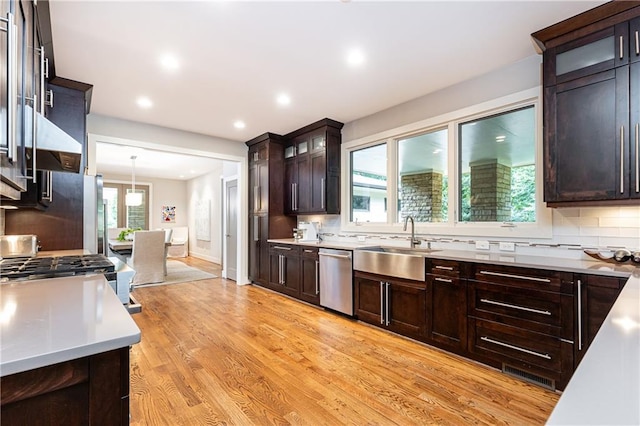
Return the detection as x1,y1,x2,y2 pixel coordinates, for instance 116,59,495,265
188,252,220,265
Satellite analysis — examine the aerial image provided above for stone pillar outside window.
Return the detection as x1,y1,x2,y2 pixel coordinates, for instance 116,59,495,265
400,170,443,222
469,159,511,222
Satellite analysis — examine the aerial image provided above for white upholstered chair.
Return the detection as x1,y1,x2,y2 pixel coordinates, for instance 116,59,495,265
159,228,173,276
129,230,166,286
167,226,188,258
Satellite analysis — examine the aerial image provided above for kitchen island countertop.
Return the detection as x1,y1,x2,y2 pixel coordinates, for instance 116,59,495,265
0,274,141,377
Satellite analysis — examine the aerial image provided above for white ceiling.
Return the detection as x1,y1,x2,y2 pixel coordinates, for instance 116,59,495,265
95,142,227,180
50,0,606,149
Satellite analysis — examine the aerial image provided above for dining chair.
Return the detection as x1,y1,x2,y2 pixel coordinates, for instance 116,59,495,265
128,230,166,285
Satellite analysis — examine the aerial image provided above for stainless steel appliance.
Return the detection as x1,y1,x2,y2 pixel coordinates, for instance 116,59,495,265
0,234,39,258
319,248,353,315
83,174,107,255
0,254,140,313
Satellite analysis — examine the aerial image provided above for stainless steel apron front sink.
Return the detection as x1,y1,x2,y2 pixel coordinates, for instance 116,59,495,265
353,246,440,282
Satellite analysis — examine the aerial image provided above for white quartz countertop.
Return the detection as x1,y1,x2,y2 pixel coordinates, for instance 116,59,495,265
547,272,640,425
0,274,141,377
268,239,635,277
268,238,366,251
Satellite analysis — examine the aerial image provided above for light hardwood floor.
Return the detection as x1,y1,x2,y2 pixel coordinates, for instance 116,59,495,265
129,257,559,425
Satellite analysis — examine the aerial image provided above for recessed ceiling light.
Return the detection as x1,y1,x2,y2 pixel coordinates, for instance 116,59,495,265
432,149,443,154
179,174,185,178
233,120,246,129
496,135,506,142
346,49,365,67
276,93,291,106
136,96,153,109
160,54,180,71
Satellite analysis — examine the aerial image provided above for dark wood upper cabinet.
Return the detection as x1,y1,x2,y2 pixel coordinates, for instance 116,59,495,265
534,3,640,205
283,119,343,215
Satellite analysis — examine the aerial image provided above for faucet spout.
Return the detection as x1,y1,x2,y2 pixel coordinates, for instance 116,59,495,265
403,215,420,248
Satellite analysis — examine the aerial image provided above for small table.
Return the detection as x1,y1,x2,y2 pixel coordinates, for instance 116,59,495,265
108,239,133,260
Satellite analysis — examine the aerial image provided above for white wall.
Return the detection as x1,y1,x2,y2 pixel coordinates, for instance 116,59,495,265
332,53,640,255
342,54,542,143
187,163,224,263
88,114,246,160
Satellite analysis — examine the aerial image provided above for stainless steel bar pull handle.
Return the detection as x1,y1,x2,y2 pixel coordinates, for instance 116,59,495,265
480,336,551,360
636,31,639,55
281,256,286,284
315,260,319,295
43,171,52,202
253,186,258,212
40,47,46,113
273,246,292,250
321,177,325,209
636,123,639,193
45,89,54,108
253,216,259,241
435,277,452,283
385,282,390,326
480,298,551,316
577,279,583,351
620,35,624,60
380,282,385,325
317,252,351,260
621,125,625,194
479,270,551,283
435,265,454,271
5,13,17,160
30,96,37,183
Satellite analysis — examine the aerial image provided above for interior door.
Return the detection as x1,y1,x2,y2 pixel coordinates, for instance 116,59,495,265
225,179,238,281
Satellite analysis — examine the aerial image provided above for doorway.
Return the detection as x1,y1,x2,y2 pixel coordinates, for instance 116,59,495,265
224,178,238,281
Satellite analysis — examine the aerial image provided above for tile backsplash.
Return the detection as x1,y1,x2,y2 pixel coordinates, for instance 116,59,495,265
299,206,640,260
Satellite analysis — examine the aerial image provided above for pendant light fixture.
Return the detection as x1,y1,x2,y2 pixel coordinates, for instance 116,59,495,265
125,155,143,207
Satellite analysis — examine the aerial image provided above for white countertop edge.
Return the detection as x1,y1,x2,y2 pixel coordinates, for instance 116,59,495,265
546,273,640,425
0,275,142,377
0,332,141,377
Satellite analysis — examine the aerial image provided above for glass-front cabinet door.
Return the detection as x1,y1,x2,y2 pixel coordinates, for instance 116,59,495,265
546,23,629,85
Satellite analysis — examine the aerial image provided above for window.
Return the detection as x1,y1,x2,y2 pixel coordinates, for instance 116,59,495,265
397,128,448,223
350,143,387,223
458,106,536,223
343,88,548,237
103,183,150,230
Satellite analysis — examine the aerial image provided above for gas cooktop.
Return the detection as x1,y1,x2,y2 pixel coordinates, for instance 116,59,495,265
0,254,115,281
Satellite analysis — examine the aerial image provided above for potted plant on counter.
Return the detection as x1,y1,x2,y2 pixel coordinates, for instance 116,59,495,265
117,228,142,241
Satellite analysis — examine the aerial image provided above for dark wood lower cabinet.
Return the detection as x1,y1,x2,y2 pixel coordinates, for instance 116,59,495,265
1,347,130,425
355,272,426,340
426,273,467,353
299,247,320,305
269,244,300,297
467,264,575,390
575,274,626,367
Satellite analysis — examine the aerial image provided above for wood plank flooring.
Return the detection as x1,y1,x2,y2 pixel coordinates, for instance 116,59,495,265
129,257,559,425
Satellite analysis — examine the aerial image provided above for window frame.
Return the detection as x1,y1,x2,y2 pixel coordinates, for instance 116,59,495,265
341,87,552,239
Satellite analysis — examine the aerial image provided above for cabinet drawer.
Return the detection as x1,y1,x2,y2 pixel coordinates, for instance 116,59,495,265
426,259,462,278
300,246,319,258
469,318,565,375
269,244,300,255
471,264,573,294
469,281,567,334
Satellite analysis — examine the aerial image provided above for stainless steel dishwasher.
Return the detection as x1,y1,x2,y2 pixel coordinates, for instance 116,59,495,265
318,248,353,316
